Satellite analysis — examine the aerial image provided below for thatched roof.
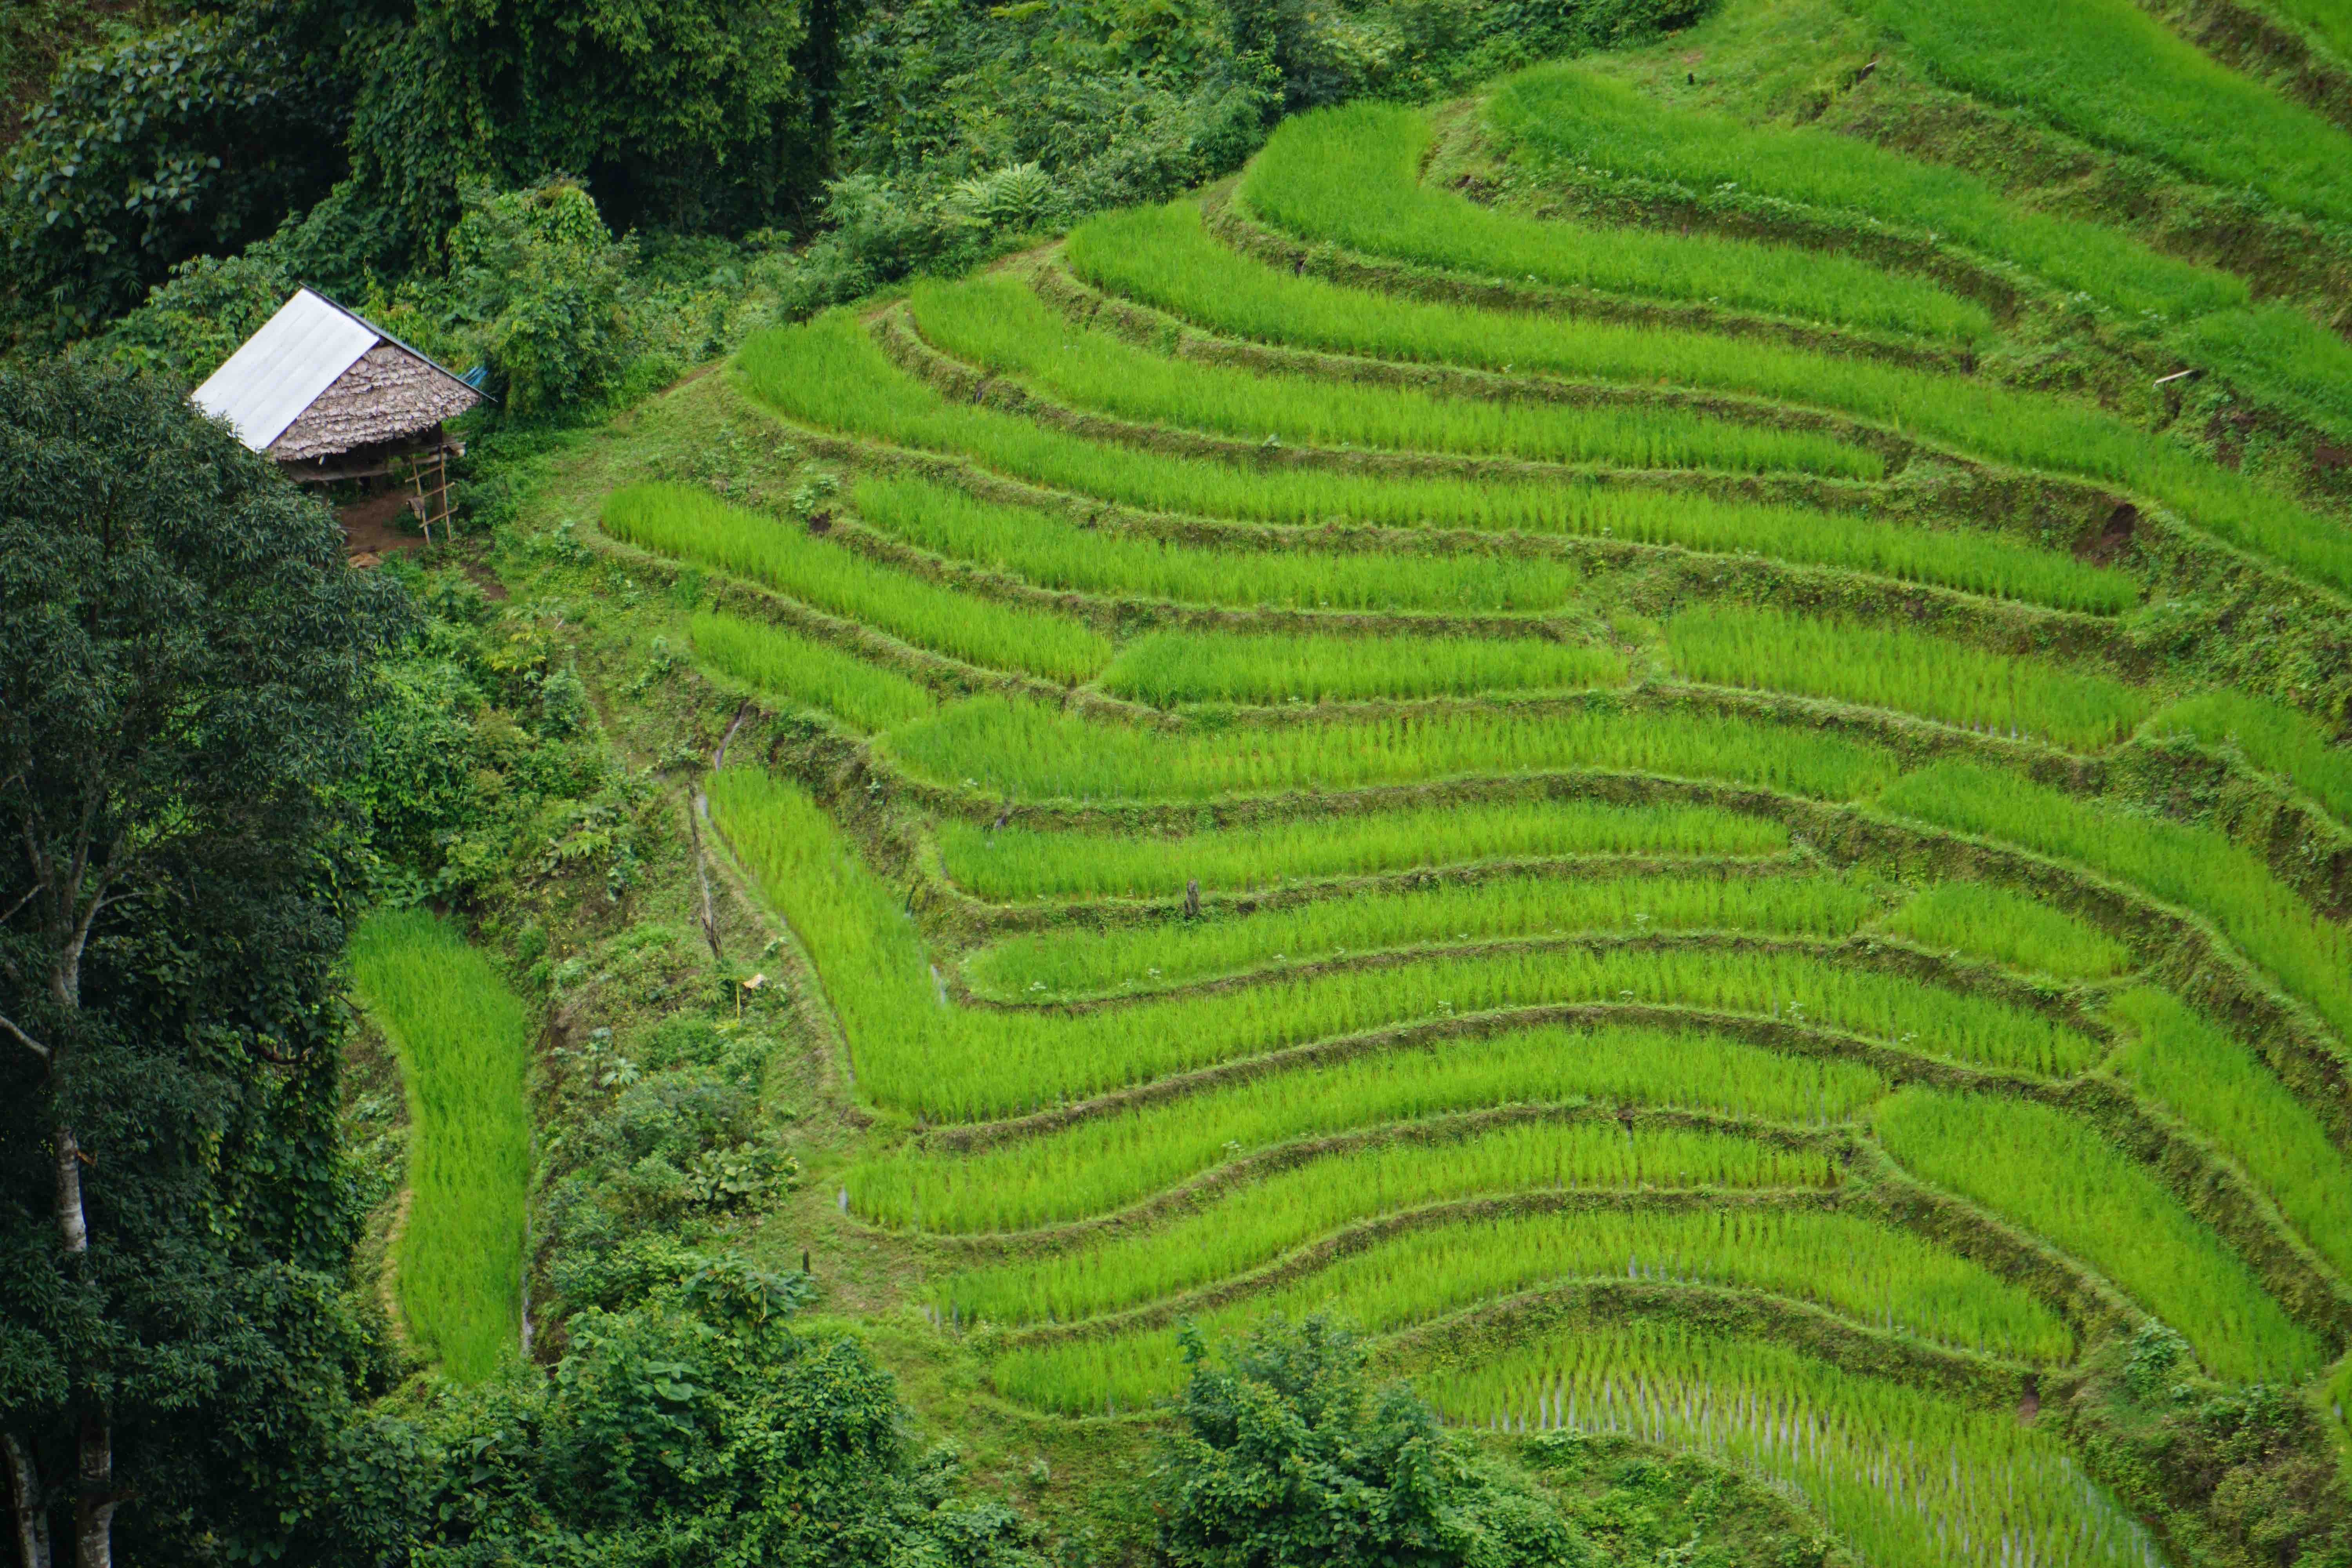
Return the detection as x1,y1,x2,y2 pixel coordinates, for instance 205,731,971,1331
191,289,483,463
267,341,479,461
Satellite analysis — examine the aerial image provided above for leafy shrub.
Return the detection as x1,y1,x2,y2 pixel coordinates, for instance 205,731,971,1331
446,178,633,416
1149,1316,1584,1567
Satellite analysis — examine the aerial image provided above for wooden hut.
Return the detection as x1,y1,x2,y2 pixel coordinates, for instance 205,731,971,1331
191,289,485,537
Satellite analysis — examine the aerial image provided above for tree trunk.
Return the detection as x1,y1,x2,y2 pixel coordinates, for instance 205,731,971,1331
51,1128,85,1257
69,1424,108,1568
2,1432,50,1568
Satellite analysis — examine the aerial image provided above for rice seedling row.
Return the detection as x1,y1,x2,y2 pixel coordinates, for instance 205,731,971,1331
1880,882,2134,981
939,797,1789,902
848,1023,1888,1230
960,870,1884,1002
711,769,2097,1120
603,481,1112,681
1417,1320,2161,1568
883,693,1897,805
909,273,1888,479
1880,762,2352,1052
1664,603,2152,751
2147,689,2352,829
1848,0,2352,228
993,1209,2075,1417
2106,988,2352,1283
689,609,938,732
1069,196,2351,597
348,909,534,1383
939,1120,1832,1323
1487,65,2352,444
1236,102,1994,343
1099,628,1627,706
737,312,2134,611
1873,1086,2326,1383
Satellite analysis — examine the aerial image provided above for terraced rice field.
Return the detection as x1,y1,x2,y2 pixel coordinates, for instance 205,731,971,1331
588,29,2352,1561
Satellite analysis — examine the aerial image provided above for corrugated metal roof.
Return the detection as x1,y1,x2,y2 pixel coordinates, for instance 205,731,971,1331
192,289,381,452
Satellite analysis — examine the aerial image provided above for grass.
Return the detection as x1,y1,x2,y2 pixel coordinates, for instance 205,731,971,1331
939,1121,1831,1324
846,1024,1887,1231
938,799,1789,902
1416,1320,2156,1568
602,483,1111,682
996,1211,2078,1414
1240,102,1994,343
2148,689,2352,827
1881,882,2133,980
2107,988,2352,1284
1664,603,2153,749
740,311,2138,612
689,610,936,732
1098,629,1626,707
855,474,1595,616
1849,0,2352,229
1488,63,2243,322
1879,762,2352,1049
1874,1086,2327,1383
1071,197,2352,600
348,909,533,1383
711,770,2100,1118
882,693,1900,803
960,871,1882,1001
910,272,1887,478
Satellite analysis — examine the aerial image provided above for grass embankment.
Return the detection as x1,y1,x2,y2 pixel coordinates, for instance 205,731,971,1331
349,909,534,1383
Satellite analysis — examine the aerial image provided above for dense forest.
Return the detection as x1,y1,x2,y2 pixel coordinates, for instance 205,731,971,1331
5,0,2352,1563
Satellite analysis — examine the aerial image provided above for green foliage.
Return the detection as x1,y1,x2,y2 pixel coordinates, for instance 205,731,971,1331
604,483,1112,680
940,797,1788,902
1880,881,2132,979
1000,1208,2075,1411
1874,1086,2325,1383
445,178,633,416
1664,603,2152,749
1246,100,1991,341
294,1263,1047,1566
962,871,1878,1001
849,1023,1885,1231
1102,628,1626,706
350,909,535,1382
884,693,1898,803
0,355,407,1561
1146,1317,1585,1567
912,271,1888,477
689,610,937,731
1424,1318,2159,1568
0,14,345,341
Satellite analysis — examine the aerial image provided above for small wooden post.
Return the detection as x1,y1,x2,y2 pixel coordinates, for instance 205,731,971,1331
1184,878,1201,919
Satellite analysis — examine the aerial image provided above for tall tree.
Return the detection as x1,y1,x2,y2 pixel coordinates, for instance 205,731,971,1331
0,359,407,1567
